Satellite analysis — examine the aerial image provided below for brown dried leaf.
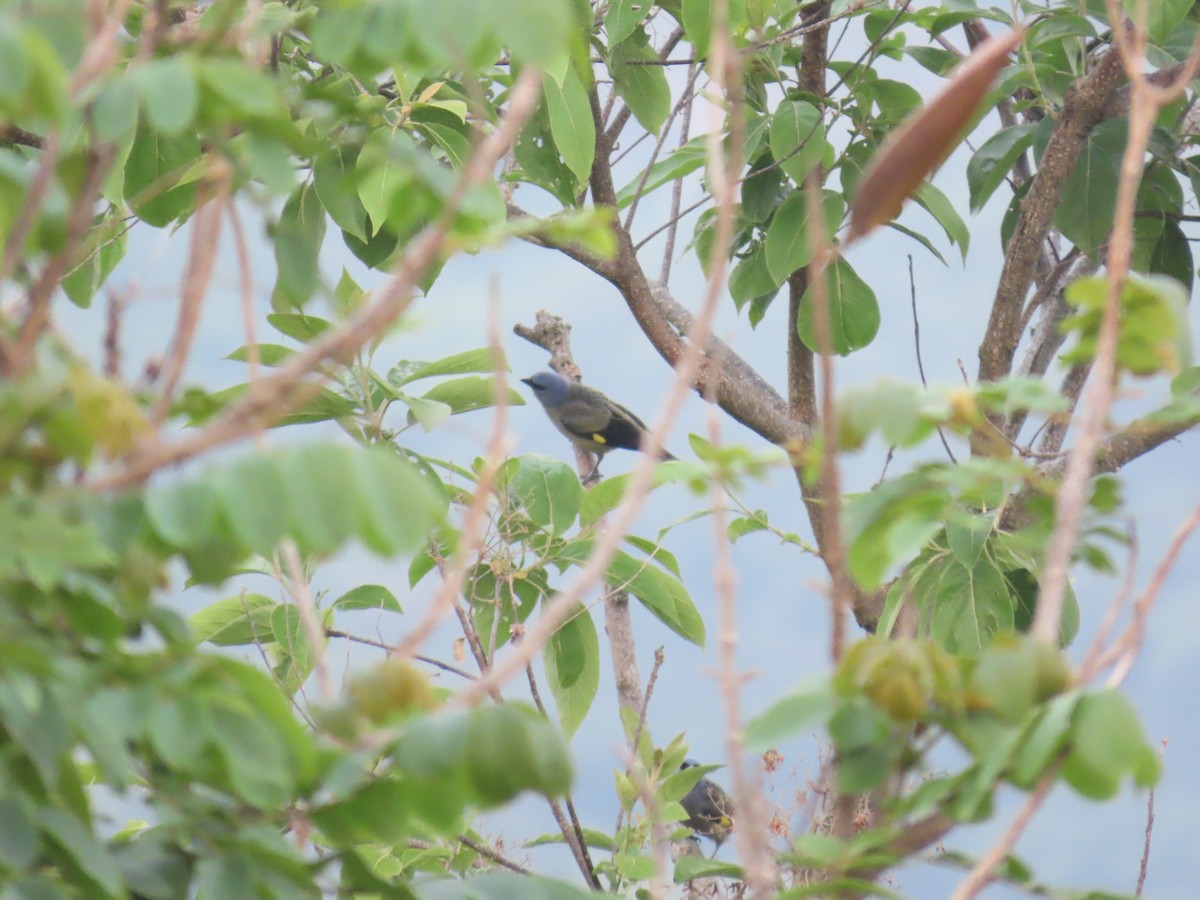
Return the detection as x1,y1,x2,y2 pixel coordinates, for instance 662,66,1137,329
847,28,1025,246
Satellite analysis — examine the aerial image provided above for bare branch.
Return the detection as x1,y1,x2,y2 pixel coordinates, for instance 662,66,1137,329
951,765,1060,900
152,159,230,423
977,48,1123,390
278,540,335,702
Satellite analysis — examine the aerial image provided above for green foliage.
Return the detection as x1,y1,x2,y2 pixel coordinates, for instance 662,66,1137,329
1061,274,1192,376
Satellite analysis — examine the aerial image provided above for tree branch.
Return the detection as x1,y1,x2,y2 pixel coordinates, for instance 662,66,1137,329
977,48,1124,391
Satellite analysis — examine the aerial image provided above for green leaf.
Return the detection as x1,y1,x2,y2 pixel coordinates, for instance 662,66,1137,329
0,797,38,870
675,857,744,882
194,854,255,900
1053,119,1125,255
272,181,326,309
923,558,1015,653
313,146,369,242
37,810,125,900
966,123,1036,212
745,677,837,749
465,705,573,805
124,121,200,227
496,0,572,72
609,30,671,135
333,584,403,614
196,59,281,117
769,100,825,185
543,67,595,185
1010,692,1079,788
946,512,993,569
681,0,713,57
969,636,1038,724
608,549,705,646
207,701,296,808
399,348,502,384
145,479,220,550
796,257,880,356
513,103,581,207
1132,215,1193,289
1063,689,1161,800
214,453,290,555
543,603,600,738
224,343,295,367
615,853,657,880
729,244,780,309
135,57,197,136
283,443,360,555
61,217,127,308
412,376,525,418
313,777,414,846
885,221,948,266
616,136,706,208
507,454,581,537
741,152,784,223
403,395,453,431
352,446,445,556
913,182,969,261
189,594,278,646
764,189,845,283
1125,0,1190,43
606,0,652,44
266,312,333,343
92,76,139,142
270,605,314,693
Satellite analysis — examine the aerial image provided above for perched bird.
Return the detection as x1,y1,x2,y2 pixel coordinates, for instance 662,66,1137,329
679,759,734,849
521,371,675,481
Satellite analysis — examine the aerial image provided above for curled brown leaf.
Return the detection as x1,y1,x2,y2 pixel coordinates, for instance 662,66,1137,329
847,27,1025,246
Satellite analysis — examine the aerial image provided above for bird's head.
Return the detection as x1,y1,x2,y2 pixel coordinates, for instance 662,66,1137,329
521,371,571,407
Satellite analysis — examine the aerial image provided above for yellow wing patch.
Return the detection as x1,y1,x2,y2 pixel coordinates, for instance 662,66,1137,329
591,434,607,444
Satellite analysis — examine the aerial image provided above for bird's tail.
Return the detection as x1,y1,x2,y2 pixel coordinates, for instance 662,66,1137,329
658,448,677,462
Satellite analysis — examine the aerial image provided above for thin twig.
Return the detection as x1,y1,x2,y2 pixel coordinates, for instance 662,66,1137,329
618,745,675,899
325,630,477,679
1102,499,1200,686
708,394,777,894
660,64,698,284
624,66,703,235
803,177,851,665
908,255,957,464
631,647,665,760
1135,742,1166,897
457,834,532,875
226,196,262,386
279,539,334,702
152,158,229,423
394,283,514,659
951,765,1060,900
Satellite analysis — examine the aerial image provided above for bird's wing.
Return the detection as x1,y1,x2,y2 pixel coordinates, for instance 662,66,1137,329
557,395,613,435
557,395,645,453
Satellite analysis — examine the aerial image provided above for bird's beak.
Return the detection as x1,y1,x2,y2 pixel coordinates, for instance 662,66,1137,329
520,377,534,387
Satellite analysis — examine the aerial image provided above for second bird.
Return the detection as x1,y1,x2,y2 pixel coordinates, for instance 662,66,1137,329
680,759,735,849
521,371,675,481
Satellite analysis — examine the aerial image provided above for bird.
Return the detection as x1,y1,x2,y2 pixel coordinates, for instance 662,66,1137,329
520,371,675,482
679,759,734,849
